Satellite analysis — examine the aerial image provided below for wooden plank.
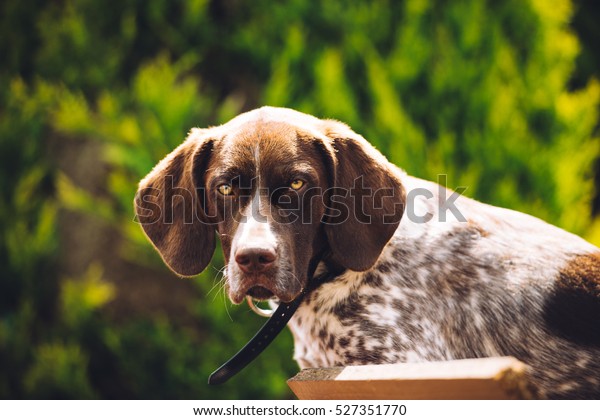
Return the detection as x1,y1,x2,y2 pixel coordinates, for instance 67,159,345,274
287,357,535,400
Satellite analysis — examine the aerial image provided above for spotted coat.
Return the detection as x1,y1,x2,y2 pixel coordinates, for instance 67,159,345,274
288,175,600,399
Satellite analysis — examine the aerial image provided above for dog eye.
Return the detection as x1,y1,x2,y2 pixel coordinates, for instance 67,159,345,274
217,184,233,196
290,179,304,190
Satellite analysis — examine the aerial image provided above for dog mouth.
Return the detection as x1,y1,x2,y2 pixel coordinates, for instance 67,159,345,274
246,286,275,301
227,263,304,304
228,277,302,304
228,278,279,304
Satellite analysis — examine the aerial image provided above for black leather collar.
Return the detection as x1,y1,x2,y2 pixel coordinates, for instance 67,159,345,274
208,257,341,385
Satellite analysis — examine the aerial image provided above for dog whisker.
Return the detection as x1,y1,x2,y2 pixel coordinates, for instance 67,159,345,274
207,265,228,299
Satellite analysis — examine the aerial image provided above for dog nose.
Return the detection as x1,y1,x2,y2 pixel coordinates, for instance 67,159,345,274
235,247,277,274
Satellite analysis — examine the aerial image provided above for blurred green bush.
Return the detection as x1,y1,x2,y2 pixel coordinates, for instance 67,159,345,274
0,0,599,399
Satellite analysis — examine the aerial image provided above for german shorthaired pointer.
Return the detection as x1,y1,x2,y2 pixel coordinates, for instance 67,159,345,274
135,107,600,398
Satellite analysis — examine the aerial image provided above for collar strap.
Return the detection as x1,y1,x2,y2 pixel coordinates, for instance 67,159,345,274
208,261,338,385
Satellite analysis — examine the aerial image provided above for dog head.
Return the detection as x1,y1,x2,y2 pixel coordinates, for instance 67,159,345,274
134,107,405,304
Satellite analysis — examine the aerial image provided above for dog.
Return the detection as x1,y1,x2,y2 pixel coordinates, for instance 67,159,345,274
135,106,600,398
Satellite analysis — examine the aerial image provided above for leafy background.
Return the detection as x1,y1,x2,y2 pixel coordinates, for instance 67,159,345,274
1,0,599,399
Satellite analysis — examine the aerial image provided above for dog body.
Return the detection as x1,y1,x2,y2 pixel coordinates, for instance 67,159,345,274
289,175,600,398
136,107,600,398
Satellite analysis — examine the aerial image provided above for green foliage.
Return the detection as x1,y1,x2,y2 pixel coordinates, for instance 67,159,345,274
0,0,599,399
24,342,96,399
265,0,600,235
0,79,58,397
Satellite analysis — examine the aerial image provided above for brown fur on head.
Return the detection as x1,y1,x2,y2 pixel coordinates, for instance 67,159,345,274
134,107,405,303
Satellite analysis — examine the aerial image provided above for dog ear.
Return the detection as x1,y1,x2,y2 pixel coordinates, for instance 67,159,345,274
134,129,216,276
320,120,406,271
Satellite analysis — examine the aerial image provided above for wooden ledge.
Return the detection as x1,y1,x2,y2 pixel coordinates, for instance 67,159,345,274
288,357,535,400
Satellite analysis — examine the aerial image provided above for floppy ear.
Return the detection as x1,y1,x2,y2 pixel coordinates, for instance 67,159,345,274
320,121,406,271
134,129,216,276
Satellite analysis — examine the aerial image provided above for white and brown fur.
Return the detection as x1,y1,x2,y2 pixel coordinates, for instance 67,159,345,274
135,107,600,398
